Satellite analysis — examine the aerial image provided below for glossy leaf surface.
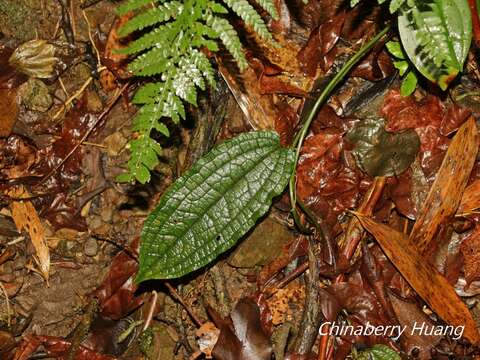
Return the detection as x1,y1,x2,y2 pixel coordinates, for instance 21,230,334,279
398,0,472,90
137,131,294,281
346,118,420,177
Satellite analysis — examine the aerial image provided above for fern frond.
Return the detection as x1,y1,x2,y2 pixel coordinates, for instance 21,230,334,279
117,0,167,15
120,23,176,54
117,0,276,183
255,0,279,20
118,1,183,36
206,15,249,70
223,0,273,41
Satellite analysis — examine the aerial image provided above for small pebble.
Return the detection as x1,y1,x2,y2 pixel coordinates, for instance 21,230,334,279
84,237,98,257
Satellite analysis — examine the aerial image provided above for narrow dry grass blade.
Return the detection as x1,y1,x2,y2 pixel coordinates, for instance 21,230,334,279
410,117,479,255
457,179,480,215
8,186,50,280
355,213,480,344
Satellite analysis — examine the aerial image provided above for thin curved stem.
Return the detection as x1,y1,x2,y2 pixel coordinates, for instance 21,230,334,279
289,26,391,230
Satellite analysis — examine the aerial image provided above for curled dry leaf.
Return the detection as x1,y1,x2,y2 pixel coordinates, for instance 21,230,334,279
0,135,38,179
7,185,49,280
13,335,115,360
354,213,480,345
296,129,363,232
9,40,58,79
196,322,220,358
210,298,272,360
346,118,420,177
93,238,142,320
409,117,479,256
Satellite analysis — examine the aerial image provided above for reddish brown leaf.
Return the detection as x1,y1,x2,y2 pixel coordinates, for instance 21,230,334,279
355,214,480,344
297,11,346,76
0,135,37,179
13,335,115,360
0,330,16,360
297,130,364,232
440,104,471,136
410,117,479,256
460,226,480,286
458,179,480,215
93,238,142,320
0,88,18,137
211,298,272,360
388,293,441,359
381,90,444,132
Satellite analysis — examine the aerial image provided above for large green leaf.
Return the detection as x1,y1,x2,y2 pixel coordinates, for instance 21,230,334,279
137,131,294,281
346,118,420,177
398,0,472,90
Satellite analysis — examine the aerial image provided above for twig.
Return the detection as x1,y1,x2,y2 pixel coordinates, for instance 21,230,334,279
165,282,203,327
143,291,158,331
53,77,92,120
82,9,101,66
0,281,11,327
57,0,75,44
40,82,128,185
80,0,105,9
293,236,323,355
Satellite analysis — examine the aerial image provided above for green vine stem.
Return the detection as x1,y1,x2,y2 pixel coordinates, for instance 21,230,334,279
289,26,391,230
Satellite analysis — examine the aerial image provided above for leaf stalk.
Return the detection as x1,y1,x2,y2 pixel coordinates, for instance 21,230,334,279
289,26,391,231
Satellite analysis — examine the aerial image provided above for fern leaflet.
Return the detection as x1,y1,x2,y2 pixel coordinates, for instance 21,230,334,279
116,0,278,183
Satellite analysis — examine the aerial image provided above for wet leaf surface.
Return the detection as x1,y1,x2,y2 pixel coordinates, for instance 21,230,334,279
409,117,479,256
355,214,480,344
211,298,272,360
346,118,420,177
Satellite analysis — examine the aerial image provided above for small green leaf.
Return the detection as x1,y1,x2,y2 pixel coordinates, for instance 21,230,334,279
137,131,294,281
389,0,406,13
400,70,418,96
116,172,134,183
386,41,405,59
356,344,401,360
393,60,409,76
346,118,420,177
398,0,472,90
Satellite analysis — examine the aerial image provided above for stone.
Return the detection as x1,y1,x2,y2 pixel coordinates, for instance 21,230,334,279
228,215,294,268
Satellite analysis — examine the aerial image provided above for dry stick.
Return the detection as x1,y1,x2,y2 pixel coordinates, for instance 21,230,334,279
0,281,11,327
143,291,158,331
165,282,203,327
318,177,386,360
293,236,323,355
38,82,129,186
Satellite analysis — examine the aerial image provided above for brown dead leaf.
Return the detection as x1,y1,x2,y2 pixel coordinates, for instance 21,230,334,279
210,298,272,360
409,117,479,256
355,213,480,345
0,88,19,138
7,185,49,280
196,322,220,358
460,226,480,286
388,293,441,359
457,179,480,216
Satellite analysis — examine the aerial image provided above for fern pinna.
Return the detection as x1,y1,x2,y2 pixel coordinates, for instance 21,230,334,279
116,0,278,183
